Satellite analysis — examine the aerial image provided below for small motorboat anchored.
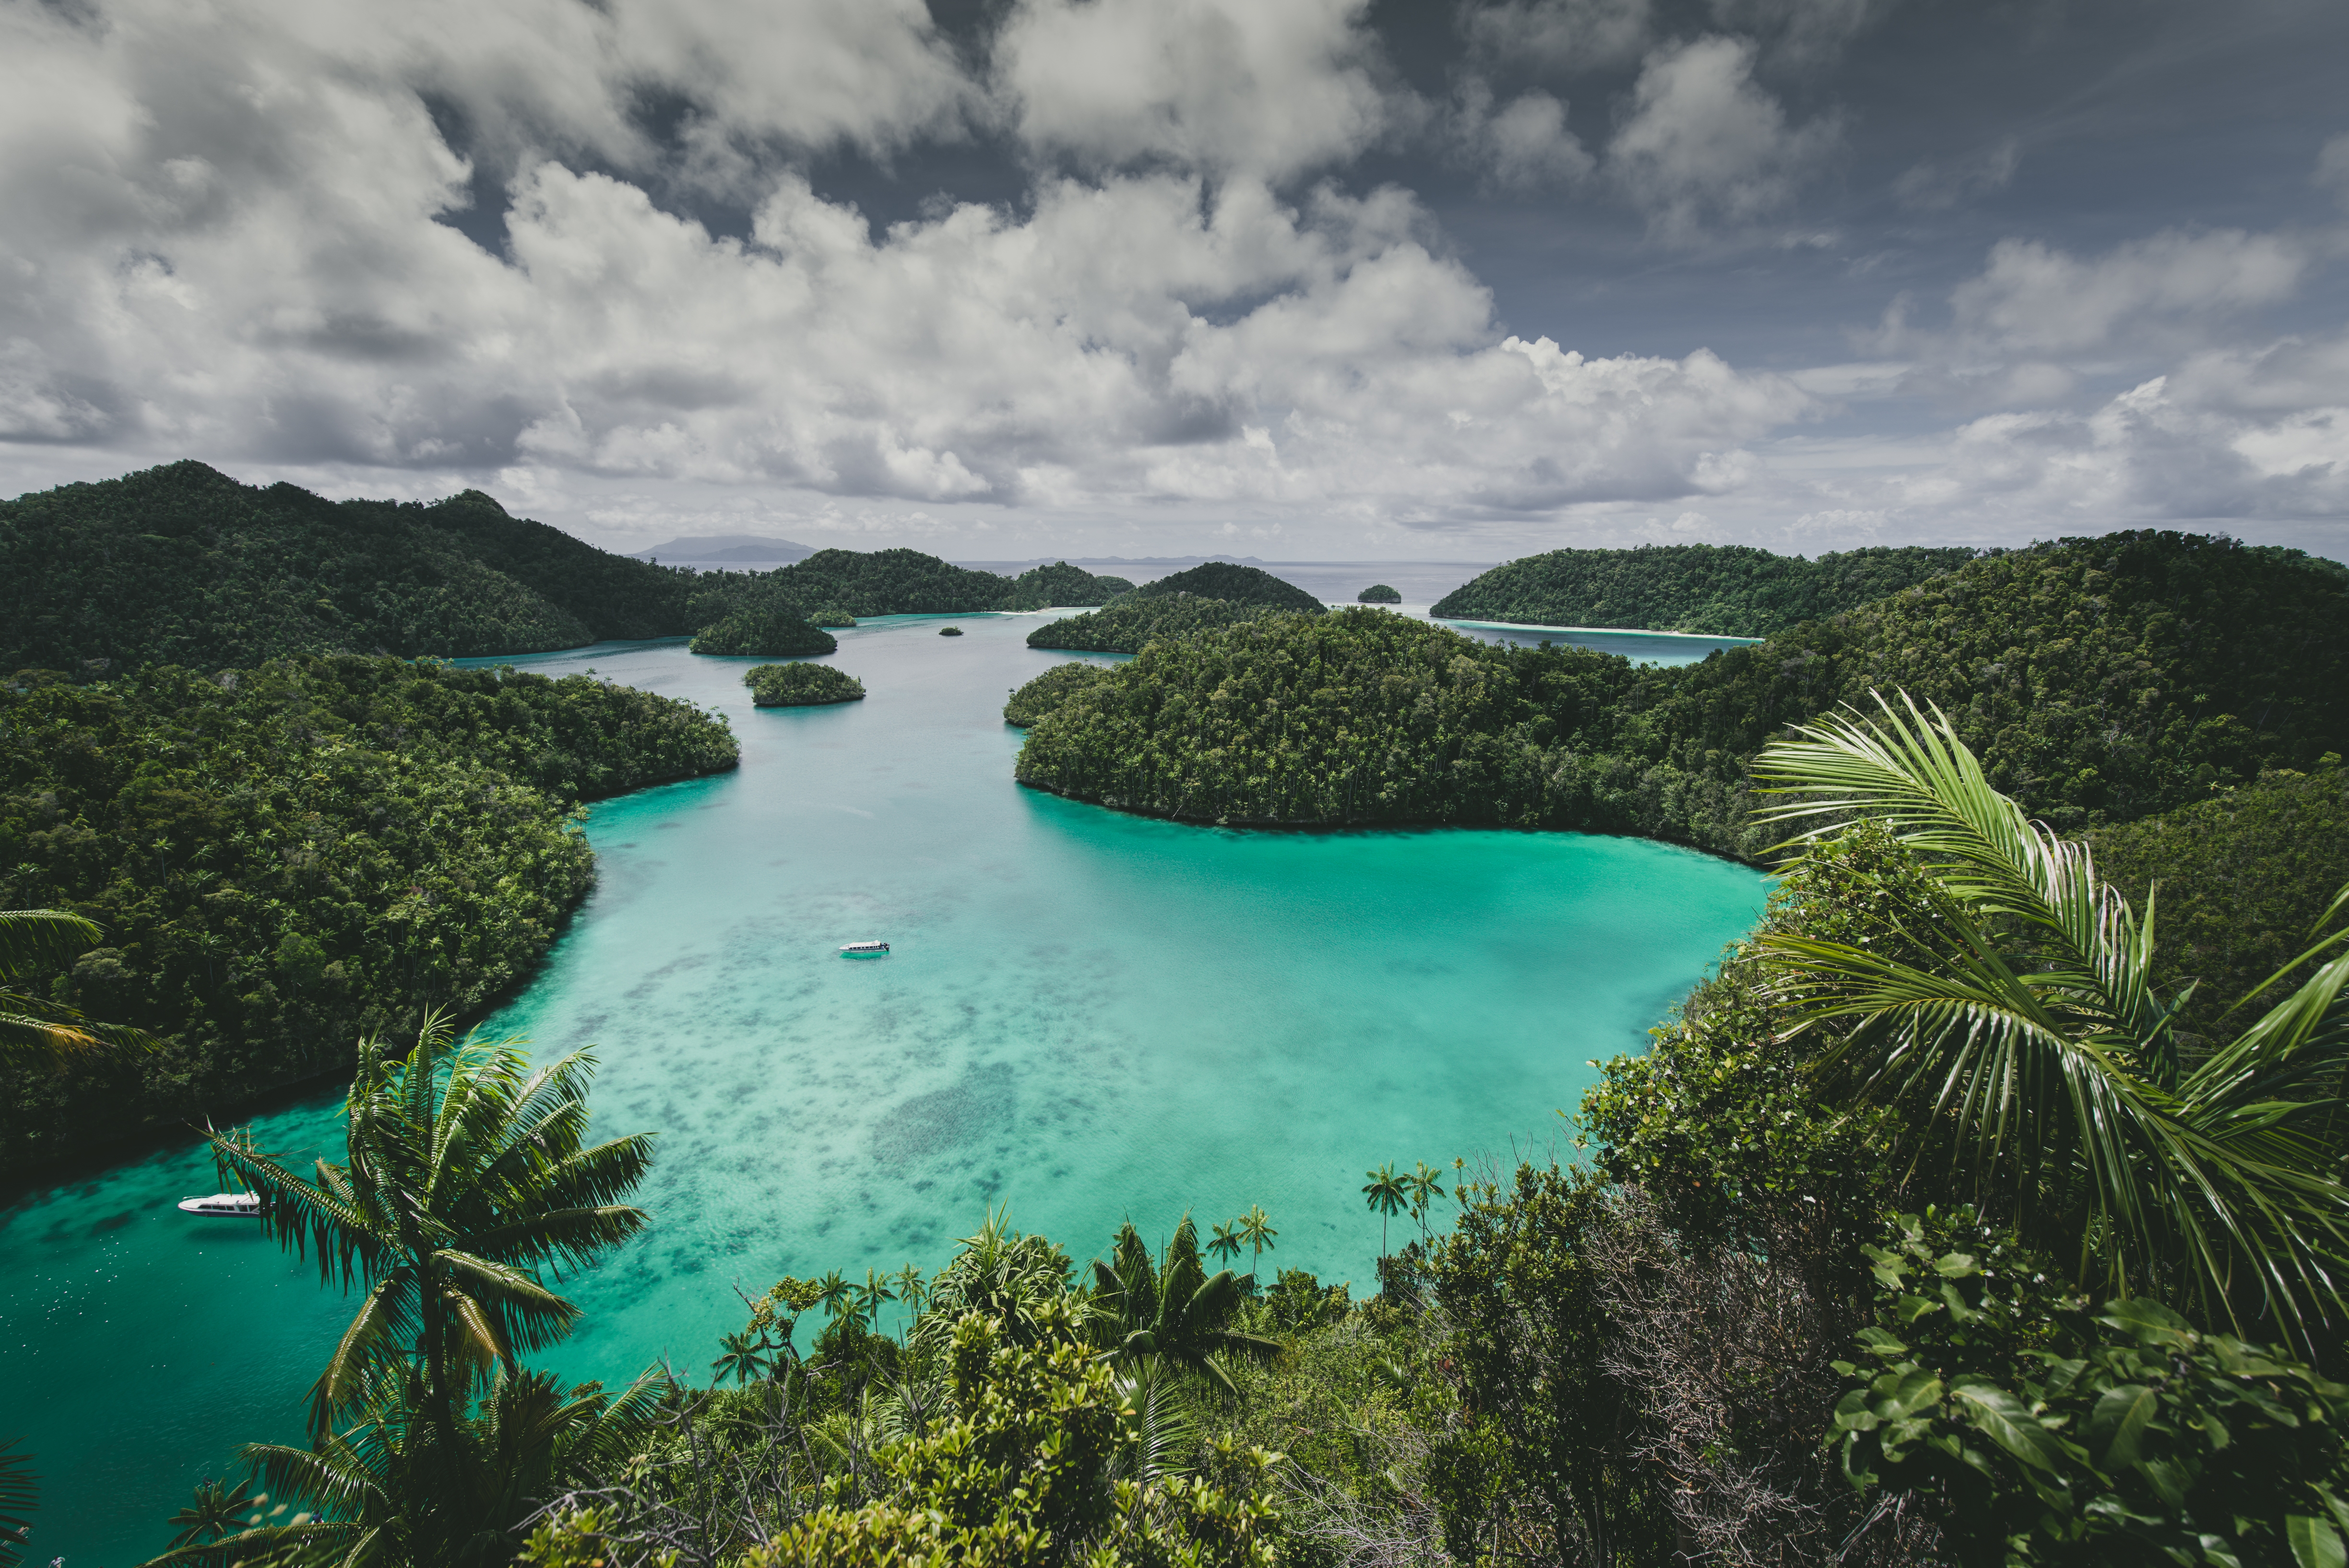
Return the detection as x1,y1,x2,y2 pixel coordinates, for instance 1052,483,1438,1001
840,940,891,958
178,1191,263,1218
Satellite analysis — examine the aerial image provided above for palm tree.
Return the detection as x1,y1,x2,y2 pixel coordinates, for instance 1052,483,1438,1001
1206,1220,1246,1268
1405,1163,1447,1239
1362,1164,1407,1257
1751,692,2349,1343
205,1012,653,1450
710,1330,772,1386
1,908,148,1065
911,1208,1072,1354
814,1270,854,1322
164,1478,253,1549
1091,1218,1279,1398
892,1263,926,1318
854,1268,897,1328
1237,1204,1278,1279
0,1439,32,1568
142,1365,659,1568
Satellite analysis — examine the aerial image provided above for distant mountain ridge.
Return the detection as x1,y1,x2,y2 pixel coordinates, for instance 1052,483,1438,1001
629,533,817,564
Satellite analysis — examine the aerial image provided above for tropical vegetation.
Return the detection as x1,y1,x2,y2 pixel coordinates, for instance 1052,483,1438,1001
744,663,866,706
0,655,736,1173
1,463,697,671
1131,562,1325,612
1014,533,2349,852
1025,595,1290,654
1357,584,1401,603
998,560,1136,610
685,551,1132,628
1429,541,1986,636
1002,661,1114,726
689,610,838,657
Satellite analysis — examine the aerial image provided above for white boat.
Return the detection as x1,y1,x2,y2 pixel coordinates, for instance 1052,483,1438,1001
840,940,891,957
177,1192,262,1217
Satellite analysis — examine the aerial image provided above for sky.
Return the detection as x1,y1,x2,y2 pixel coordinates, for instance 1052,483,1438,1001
2,0,2346,561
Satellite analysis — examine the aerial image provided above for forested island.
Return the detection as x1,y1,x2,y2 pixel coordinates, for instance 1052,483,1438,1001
1017,531,2349,854
745,663,866,706
0,657,737,1172
1027,561,1327,653
1431,541,1987,636
1003,661,1112,725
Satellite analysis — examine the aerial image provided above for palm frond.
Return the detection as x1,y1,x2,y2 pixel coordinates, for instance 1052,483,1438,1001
308,1275,416,1437
0,909,102,978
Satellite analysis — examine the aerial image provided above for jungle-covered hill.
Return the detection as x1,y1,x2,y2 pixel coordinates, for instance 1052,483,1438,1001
687,554,1134,628
0,656,738,1174
1013,531,2349,857
0,462,697,670
1132,560,1326,611
1027,594,1292,653
1430,542,1986,637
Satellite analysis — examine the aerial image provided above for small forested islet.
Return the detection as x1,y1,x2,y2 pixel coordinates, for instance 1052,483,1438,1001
744,663,866,706
688,609,839,657
1016,532,2349,854
1358,583,1402,603
1431,540,1987,636
1003,660,1114,726
0,656,737,1172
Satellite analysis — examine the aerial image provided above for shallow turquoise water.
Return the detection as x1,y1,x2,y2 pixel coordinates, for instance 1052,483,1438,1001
0,614,1765,1563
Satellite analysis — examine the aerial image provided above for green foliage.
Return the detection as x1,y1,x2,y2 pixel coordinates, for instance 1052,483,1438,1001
0,655,736,1173
1356,584,1401,604
1430,541,1984,636
210,1015,654,1438
1091,1216,1280,1397
1133,563,1325,612
687,547,1015,626
999,560,1137,610
1004,661,1114,727
807,605,859,628
1830,1211,2349,1568
2091,763,2349,1048
940,625,964,636
745,663,866,707
1,906,148,1066
0,1439,31,1568
689,609,838,657
1419,1163,1675,1567
1,462,694,670
1014,534,2349,850
1026,596,1288,654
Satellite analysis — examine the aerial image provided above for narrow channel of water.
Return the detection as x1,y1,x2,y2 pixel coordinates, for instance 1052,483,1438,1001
2,612,1764,1563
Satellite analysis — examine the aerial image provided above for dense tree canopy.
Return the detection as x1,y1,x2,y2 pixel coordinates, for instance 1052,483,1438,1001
1015,533,2349,855
1431,542,1986,636
746,664,866,706
1357,584,1401,603
0,463,696,671
1003,661,1114,726
998,560,1135,610
0,656,737,1173
688,610,838,657
1025,594,1292,654
1131,562,1325,612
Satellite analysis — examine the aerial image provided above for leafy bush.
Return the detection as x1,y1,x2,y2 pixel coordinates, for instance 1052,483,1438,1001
745,664,866,706
807,605,858,628
1357,584,1401,603
1003,662,1112,726
689,610,838,657
0,462,696,670
1025,595,1286,654
939,625,963,636
1015,535,2349,850
1133,562,1325,612
0,656,737,1173
1431,542,1983,636
1830,1211,2349,1568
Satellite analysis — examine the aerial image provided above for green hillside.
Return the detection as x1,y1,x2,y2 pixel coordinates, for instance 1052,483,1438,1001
1014,532,2349,855
1026,594,1291,653
0,656,738,1172
1132,561,1326,611
0,462,694,670
1430,541,1984,636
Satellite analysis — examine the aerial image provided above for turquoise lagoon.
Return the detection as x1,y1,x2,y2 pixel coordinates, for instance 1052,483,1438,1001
1,612,1765,1563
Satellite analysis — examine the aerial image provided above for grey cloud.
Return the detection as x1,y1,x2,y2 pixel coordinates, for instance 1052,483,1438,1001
1450,80,1595,190
1892,137,2020,212
1605,36,1842,240
1461,0,1654,73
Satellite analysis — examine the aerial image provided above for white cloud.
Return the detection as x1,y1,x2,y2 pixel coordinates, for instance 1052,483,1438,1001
990,0,1395,181
1461,0,1653,73
1892,137,2020,212
1452,83,1594,190
1605,37,1842,239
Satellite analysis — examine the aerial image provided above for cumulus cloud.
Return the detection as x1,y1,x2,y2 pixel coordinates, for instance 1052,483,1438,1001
1605,37,1842,239
1461,0,1654,73
1451,82,1594,190
989,0,1395,181
0,0,1809,532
